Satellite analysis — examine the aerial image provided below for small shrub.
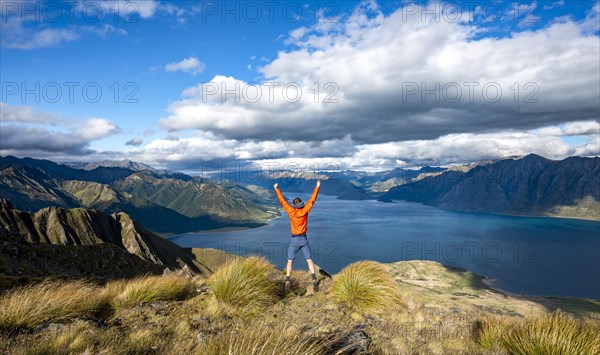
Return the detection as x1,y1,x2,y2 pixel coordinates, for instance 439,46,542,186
0,280,111,333
106,274,195,309
207,256,276,312
331,261,403,314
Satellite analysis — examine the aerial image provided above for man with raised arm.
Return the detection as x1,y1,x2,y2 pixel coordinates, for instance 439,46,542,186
273,180,321,292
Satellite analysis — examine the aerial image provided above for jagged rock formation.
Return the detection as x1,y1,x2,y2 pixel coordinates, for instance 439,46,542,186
0,200,209,273
0,226,164,291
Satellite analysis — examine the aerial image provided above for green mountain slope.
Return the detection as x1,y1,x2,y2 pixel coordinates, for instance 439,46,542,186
115,172,272,221
60,180,246,234
0,165,78,211
0,156,272,233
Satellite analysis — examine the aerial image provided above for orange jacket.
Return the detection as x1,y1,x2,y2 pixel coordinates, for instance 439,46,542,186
275,186,319,236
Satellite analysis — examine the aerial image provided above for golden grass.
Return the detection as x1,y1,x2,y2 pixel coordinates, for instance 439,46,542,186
3,258,600,354
331,261,404,314
198,321,332,355
105,274,195,309
472,315,512,353
27,320,99,354
207,256,277,313
0,280,111,333
10,319,182,355
475,310,600,354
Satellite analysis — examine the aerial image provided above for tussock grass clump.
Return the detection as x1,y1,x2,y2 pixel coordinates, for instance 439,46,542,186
0,280,111,333
199,322,330,354
472,316,512,353
207,256,276,312
106,274,195,309
475,311,600,354
331,261,403,314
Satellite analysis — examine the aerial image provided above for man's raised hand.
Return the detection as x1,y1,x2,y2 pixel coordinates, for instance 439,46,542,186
316,180,321,188
274,182,278,189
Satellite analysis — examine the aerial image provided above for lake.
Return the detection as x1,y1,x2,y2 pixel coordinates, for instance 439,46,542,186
169,196,600,299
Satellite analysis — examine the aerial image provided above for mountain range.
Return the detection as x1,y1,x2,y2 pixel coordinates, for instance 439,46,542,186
0,156,273,235
2,154,598,229
205,169,375,200
381,154,600,220
325,166,447,193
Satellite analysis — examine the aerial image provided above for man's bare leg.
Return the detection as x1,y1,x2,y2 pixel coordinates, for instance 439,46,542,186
307,259,318,292
284,260,293,293
306,259,316,275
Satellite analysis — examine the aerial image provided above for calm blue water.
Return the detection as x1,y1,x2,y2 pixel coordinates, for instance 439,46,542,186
170,197,600,299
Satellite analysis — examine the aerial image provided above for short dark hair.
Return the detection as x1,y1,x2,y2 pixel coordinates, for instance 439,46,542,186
293,197,302,205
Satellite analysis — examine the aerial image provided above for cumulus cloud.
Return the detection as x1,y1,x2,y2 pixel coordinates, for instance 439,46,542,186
3,1,599,171
129,134,356,163
159,1,599,145
0,102,67,124
75,118,120,140
0,125,94,154
0,104,120,155
534,120,600,137
580,1,600,33
165,57,206,76
125,137,143,147
124,119,599,171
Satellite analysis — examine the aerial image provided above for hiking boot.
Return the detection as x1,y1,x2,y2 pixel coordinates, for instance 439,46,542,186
313,279,319,292
284,279,291,293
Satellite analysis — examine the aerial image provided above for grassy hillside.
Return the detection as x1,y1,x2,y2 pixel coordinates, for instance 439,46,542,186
1,258,598,354
115,173,273,222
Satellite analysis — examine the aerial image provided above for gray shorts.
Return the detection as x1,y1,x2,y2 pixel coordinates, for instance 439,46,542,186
287,236,311,261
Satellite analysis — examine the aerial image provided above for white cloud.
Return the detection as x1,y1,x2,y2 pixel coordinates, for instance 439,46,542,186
1,103,119,138
0,16,80,49
130,134,356,163
165,57,206,76
128,120,600,171
286,26,309,43
76,118,120,140
95,0,159,19
0,102,67,124
535,121,600,137
580,1,600,34
3,103,596,169
0,103,120,155
0,0,158,49
159,1,600,145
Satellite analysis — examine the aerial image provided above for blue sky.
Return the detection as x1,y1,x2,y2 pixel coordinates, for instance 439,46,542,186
1,0,599,171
